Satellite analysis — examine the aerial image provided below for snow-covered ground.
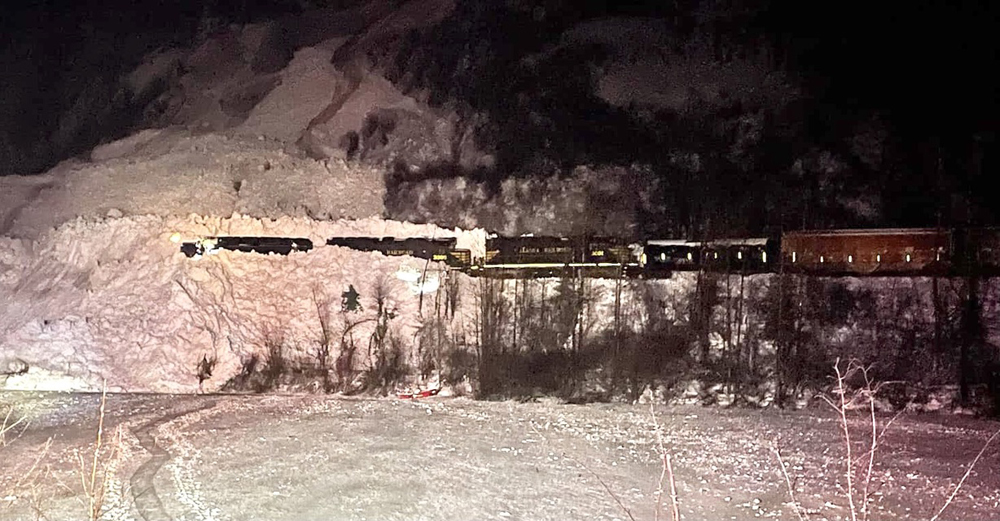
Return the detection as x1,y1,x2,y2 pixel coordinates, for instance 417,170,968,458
2,392,999,521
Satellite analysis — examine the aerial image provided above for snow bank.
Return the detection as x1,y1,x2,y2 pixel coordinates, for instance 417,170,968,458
0,214,484,393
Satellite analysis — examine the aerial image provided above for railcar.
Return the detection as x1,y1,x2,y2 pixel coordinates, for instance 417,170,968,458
480,236,640,278
780,229,952,276
641,240,699,277
180,236,313,258
641,238,777,275
326,237,471,268
700,238,778,273
955,228,1000,276
176,228,1000,280
481,236,576,277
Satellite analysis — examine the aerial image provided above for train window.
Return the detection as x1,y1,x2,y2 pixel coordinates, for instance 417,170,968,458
848,255,853,263
792,251,797,263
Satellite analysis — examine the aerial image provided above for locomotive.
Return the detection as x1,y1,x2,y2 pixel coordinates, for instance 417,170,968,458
478,235,641,278
179,228,1000,278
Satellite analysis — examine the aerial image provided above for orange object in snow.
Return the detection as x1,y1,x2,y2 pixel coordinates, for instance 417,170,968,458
397,388,440,399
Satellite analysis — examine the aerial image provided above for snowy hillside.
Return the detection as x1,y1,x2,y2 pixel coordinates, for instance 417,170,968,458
0,130,384,239
0,0,491,393
1,1,997,404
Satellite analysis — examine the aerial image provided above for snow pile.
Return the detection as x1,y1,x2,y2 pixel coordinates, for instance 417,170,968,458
0,130,385,239
0,214,484,393
237,42,347,143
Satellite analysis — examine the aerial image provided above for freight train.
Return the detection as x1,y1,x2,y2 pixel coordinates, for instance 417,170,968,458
179,228,1000,278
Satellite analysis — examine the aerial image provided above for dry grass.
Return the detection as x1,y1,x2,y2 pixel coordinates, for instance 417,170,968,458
929,427,1000,521
1,405,27,446
4,387,129,521
777,358,1000,521
650,404,680,521
72,385,125,521
566,403,683,521
773,440,809,521
3,405,52,520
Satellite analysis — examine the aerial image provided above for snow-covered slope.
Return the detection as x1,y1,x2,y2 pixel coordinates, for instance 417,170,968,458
0,1,479,392
0,213,485,392
0,130,384,239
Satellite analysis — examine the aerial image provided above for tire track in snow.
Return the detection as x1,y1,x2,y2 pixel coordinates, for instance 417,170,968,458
130,400,217,521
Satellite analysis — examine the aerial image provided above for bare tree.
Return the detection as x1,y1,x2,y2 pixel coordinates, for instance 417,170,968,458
474,276,508,397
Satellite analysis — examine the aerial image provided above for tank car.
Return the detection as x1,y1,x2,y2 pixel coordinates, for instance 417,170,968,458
180,236,313,258
326,237,471,268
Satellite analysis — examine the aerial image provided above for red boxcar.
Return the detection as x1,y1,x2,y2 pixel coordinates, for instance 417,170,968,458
781,229,952,276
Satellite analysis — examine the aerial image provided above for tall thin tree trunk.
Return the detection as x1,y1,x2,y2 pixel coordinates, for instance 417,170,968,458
611,266,624,395
959,275,981,405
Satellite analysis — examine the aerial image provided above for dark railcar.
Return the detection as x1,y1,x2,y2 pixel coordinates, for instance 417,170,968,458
326,237,470,268
700,238,778,274
642,240,699,274
781,229,952,276
956,228,1000,276
642,238,777,274
181,236,313,258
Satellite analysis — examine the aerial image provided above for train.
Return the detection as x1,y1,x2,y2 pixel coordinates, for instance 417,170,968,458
179,227,1000,278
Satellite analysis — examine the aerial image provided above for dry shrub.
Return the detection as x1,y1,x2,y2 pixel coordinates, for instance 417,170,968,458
1,406,27,447
65,384,127,521
774,358,1000,521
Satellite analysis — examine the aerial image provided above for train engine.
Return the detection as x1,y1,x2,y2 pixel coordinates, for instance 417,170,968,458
481,236,641,278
